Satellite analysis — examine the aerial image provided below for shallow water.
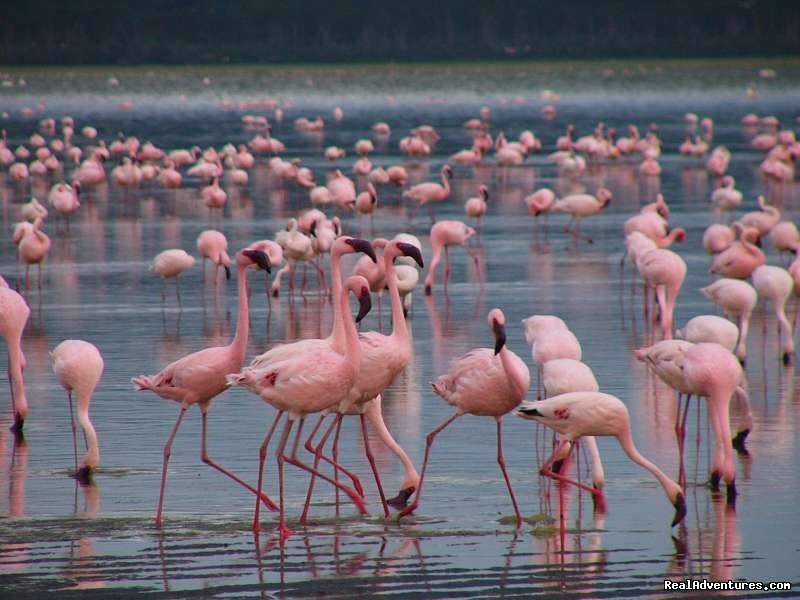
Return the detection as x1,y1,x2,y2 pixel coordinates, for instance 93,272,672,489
1,60,800,597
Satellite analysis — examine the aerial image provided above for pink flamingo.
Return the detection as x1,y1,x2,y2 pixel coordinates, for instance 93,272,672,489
522,315,582,399
703,224,735,254
327,170,357,210
424,220,477,294
736,195,780,242
301,240,424,520
132,248,276,527
700,278,757,363
681,343,741,501
516,392,686,527
201,177,227,211
51,340,102,482
16,216,51,290
464,185,489,229
0,286,30,433
196,230,231,284
402,164,453,207
47,181,80,228
710,224,765,279
770,222,800,258
398,308,530,527
676,315,739,352
150,249,196,304
227,275,373,539
751,265,794,364
636,248,686,339
548,189,613,243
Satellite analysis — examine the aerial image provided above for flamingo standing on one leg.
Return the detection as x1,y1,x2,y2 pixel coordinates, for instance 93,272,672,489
196,230,231,285
464,185,489,230
301,240,424,520
16,216,51,290
398,308,530,527
0,286,30,433
636,248,686,339
424,220,477,294
132,248,275,528
515,392,687,527
227,275,374,539
150,249,196,305
51,340,102,483
700,278,757,363
751,265,794,365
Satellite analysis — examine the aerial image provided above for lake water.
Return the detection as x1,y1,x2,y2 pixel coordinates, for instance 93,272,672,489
1,60,799,598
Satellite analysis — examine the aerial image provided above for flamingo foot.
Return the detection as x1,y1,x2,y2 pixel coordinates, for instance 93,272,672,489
73,466,94,485
708,471,721,491
397,500,418,521
591,487,607,513
732,429,750,454
726,482,737,504
11,412,24,433
386,487,415,510
549,458,564,474
278,524,294,541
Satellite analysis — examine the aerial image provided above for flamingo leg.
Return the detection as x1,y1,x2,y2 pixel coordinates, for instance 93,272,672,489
496,418,522,528
398,412,461,520
300,413,332,524
68,391,78,474
283,419,368,516
361,412,390,518
274,417,294,541
156,407,187,528
540,440,603,499
200,410,278,511
253,410,285,532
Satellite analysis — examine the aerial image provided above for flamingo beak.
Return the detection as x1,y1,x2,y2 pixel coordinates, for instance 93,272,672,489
242,249,271,273
347,238,377,263
356,287,372,323
492,320,506,355
386,486,415,509
397,242,424,268
671,493,687,527
224,265,231,280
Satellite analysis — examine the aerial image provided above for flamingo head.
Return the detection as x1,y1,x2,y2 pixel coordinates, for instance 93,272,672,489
672,491,687,527
488,308,506,355
670,228,687,243
241,249,271,273
345,275,372,323
398,242,424,268
596,187,613,206
342,237,377,263
479,185,489,201
443,164,453,179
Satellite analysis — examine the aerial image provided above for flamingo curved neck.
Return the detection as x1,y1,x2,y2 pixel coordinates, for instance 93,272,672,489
77,391,100,468
498,346,527,399
384,249,408,343
617,427,678,501
230,262,250,365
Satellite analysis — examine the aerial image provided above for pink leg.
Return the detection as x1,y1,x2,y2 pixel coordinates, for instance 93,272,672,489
496,418,522,528
200,411,278,511
156,407,188,528
68,391,78,473
299,414,329,523
398,412,461,520
283,420,368,516
361,413,390,518
253,410,284,532
540,440,602,499
274,417,294,541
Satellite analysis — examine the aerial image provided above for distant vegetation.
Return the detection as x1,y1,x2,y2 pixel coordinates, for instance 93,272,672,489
2,1,798,65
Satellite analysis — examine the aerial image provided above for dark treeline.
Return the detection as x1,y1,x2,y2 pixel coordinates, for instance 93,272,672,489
2,0,799,65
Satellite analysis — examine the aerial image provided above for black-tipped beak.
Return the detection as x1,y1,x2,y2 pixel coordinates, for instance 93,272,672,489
309,220,318,237
386,487,415,509
672,493,687,527
347,238,377,263
516,405,541,418
493,320,506,355
356,288,372,323
74,465,94,485
397,242,424,268
242,249,271,273
224,265,231,280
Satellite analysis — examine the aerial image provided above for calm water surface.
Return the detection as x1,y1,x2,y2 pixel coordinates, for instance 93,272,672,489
1,61,800,597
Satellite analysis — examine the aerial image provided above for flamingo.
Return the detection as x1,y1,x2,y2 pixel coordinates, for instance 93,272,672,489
675,315,739,352
424,220,477,294
516,392,687,527
150,249,196,304
710,224,765,279
201,177,227,211
327,170,357,210
398,308,530,527
700,278,757,363
751,265,794,364
51,340,102,482
20,197,48,222
0,286,29,433
636,248,686,339
736,195,780,242
227,275,373,539
545,189,613,243
301,240,424,520
703,224,735,255
16,216,51,289
402,164,452,207
47,182,80,228
464,185,489,229
521,315,582,399
131,248,275,528
196,230,231,284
